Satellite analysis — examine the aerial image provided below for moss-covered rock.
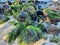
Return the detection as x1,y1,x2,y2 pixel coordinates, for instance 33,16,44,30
7,23,43,44
50,36,58,43
43,8,60,20
18,25,43,44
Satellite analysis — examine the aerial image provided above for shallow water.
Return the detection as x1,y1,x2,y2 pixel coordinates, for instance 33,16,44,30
56,22,60,29
44,34,58,45
0,0,15,2
0,0,7,2
38,0,52,2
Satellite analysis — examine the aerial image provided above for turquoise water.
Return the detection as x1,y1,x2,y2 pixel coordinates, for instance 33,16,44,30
8,0,15,2
38,0,52,2
0,0,7,2
0,0,15,2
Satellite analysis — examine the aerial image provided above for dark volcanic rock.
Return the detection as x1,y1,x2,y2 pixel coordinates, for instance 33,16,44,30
37,11,46,17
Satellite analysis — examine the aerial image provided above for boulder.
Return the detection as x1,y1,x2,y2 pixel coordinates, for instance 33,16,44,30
3,4,11,13
23,6,36,16
46,24,58,34
50,19,60,25
17,11,28,22
0,4,11,14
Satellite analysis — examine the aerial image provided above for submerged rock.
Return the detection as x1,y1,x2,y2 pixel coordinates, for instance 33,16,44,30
3,4,11,13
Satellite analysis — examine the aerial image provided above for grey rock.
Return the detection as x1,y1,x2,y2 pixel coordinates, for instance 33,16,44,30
0,14,5,20
0,4,11,14
17,11,28,22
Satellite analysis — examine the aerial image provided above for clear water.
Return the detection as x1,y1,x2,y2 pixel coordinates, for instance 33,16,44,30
0,0,15,2
38,0,52,2
8,0,15,2
0,0,7,2
57,22,60,29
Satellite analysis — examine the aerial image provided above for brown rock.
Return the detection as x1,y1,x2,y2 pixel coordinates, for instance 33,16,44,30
46,24,58,34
